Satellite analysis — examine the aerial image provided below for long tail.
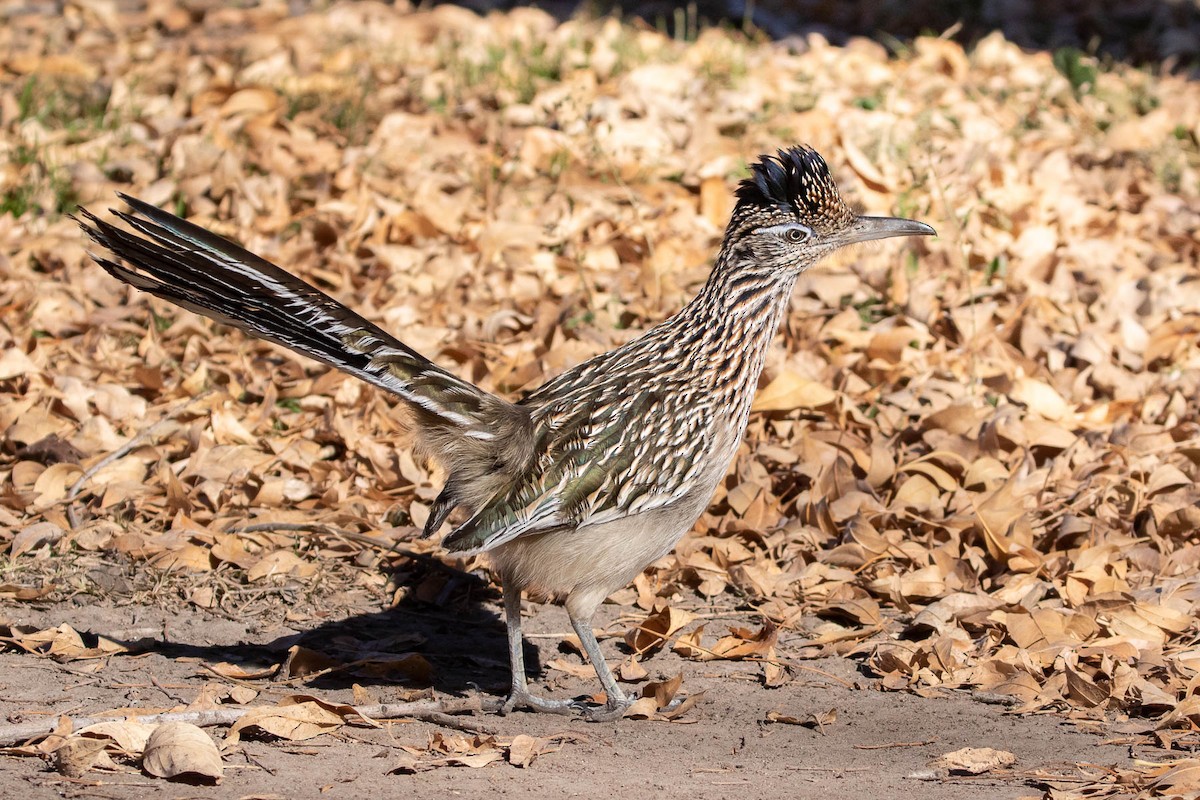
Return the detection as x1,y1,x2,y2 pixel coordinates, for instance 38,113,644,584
77,194,516,441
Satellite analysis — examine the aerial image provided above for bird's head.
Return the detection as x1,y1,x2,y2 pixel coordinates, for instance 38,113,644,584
725,146,934,274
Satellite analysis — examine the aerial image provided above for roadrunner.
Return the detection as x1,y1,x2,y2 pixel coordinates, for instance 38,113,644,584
79,146,934,720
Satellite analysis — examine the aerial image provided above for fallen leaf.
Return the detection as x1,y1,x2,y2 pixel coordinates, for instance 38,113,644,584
77,720,156,753
142,722,223,782
931,747,1016,775
751,371,837,412
56,736,117,777
10,521,66,557
226,701,345,743
624,604,696,656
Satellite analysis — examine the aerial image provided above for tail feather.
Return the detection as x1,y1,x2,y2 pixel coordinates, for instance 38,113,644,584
77,196,508,436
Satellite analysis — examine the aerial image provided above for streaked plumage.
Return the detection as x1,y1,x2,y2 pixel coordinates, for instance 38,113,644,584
78,146,934,720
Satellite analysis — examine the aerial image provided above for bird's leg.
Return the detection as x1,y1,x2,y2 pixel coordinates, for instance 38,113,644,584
499,582,575,716
569,613,636,722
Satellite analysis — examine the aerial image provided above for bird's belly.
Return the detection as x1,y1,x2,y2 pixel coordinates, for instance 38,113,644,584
489,487,712,619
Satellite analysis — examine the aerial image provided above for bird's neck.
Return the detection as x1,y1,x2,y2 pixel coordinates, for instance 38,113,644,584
672,247,798,395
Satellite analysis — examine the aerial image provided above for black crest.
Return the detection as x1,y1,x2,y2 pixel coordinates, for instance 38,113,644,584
735,146,847,222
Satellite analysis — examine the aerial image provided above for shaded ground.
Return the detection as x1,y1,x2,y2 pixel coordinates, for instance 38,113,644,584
455,0,1200,67
0,595,1133,799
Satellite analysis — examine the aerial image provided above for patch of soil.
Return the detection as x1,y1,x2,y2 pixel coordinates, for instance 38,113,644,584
0,595,1129,799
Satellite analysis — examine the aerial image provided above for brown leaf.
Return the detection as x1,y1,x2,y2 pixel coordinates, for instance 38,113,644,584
751,371,837,412
907,593,998,636
624,604,696,656
279,645,340,679
704,622,778,661
931,747,1016,775
246,550,318,582
226,701,345,743
1,623,127,661
0,347,39,379
672,624,707,659
618,655,649,682
1065,666,1110,708
10,521,66,558
206,661,278,681
56,736,117,777
348,653,433,684
1009,378,1072,421
506,734,540,768
77,720,156,753
1146,759,1200,796
0,582,56,601
142,722,223,782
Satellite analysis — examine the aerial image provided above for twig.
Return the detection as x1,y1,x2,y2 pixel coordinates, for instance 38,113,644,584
523,632,578,639
788,663,856,690
375,708,495,734
241,748,277,775
789,624,886,648
0,698,493,746
65,391,211,528
854,739,937,750
970,690,1023,706
149,675,189,705
223,522,486,586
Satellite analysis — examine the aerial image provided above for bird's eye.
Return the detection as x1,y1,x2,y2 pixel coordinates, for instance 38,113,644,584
755,223,813,243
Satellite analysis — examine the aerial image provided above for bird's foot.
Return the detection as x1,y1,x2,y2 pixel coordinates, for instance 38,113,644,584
498,689,637,721
579,690,689,721
579,695,636,723
499,689,578,717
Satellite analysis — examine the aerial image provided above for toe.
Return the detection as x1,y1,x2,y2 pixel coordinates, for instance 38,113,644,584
501,690,577,716
582,698,634,723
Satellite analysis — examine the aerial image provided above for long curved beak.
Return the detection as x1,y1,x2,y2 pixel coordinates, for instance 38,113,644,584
838,216,936,246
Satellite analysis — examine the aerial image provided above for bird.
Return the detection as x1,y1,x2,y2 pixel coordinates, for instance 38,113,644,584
77,146,934,721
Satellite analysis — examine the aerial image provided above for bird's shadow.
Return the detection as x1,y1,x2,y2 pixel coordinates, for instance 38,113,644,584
96,564,552,702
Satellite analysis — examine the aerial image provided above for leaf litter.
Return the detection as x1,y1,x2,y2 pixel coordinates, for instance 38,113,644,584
0,0,1198,794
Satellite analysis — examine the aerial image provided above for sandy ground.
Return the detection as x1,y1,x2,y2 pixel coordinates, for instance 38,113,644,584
0,592,1130,799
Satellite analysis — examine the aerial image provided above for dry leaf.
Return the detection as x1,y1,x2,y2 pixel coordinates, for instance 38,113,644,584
0,347,39,379
279,645,340,678
752,371,837,412
10,521,65,557
142,722,223,782
624,604,696,656
207,661,278,681
1,623,128,660
56,736,117,777
77,720,156,753
931,747,1016,775
226,701,345,743
703,622,778,661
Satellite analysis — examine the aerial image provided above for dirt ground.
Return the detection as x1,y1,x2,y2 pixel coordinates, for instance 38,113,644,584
1,591,1132,799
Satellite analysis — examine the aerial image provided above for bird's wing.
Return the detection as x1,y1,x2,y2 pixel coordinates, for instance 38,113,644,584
441,382,714,554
